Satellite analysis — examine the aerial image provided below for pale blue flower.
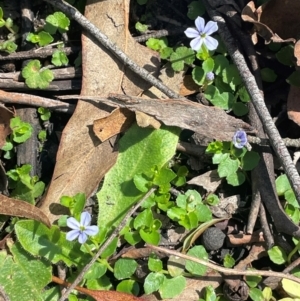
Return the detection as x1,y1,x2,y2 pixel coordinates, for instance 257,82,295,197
66,212,99,244
206,72,215,81
232,130,247,149
184,16,218,51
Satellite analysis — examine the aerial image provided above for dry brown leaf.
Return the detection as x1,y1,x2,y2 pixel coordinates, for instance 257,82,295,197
52,276,146,301
0,194,51,227
108,94,254,141
187,170,221,193
39,0,159,223
0,105,13,149
241,1,296,44
93,107,135,142
287,85,300,125
179,75,199,96
135,111,161,129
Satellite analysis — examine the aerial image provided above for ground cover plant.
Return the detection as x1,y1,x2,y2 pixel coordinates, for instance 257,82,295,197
1,0,300,301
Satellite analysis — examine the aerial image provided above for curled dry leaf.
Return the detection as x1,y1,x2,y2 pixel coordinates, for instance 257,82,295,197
210,195,240,218
0,194,51,228
93,107,135,142
135,111,161,129
187,170,221,193
241,1,297,44
0,105,13,149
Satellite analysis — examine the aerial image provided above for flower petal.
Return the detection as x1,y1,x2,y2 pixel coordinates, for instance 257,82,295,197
184,27,199,38
203,21,218,35
84,225,99,236
66,229,80,241
80,211,91,227
78,232,88,244
190,37,203,51
203,36,218,51
67,217,80,230
194,16,205,33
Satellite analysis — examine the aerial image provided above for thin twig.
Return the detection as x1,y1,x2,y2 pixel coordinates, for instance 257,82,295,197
134,28,183,43
58,187,157,301
203,2,300,206
43,0,183,100
259,202,274,249
147,244,300,284
0,90,75,113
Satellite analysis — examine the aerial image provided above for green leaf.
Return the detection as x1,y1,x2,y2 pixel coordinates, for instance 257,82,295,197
276,45,294,66
135,21,148,33
205,285,217,301
26,31,53,47
213,55,229,75
246,272,262,288
114,258,138,280
185,245,208,276
170,47,195,71
134,209,153,230
146,37,168,51
100,237,118,259
223,253,235,268
222,64,242,90
117,279,139,295
261,68,277,82
2,41,17,53
282,279,300,298
0,242,52,301
140,228,160,244
267,246,287,265
192,66,205,85
237,85,251,102
97,124,180,234
159,276,186,299
205,194,219,206
10,116,33,143
232,102,249,116
160,47,173,59
51,50,69,66
226,171,245,186
187,1,205,20
202,58,214,73
204,85,234,110
22,60,54,89
218,157,239,178
15,220,84,267
241,151,260,171
148,254,163,272
262,287,272,301
276,174,291,195
144,272,165,294
249,287,264,301
287,71,300,87
84,262,107,280
45,12,70,34
285,189,298,208
0,7,3,19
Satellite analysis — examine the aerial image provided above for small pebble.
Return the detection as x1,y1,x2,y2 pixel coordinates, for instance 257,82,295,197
202,227,226,251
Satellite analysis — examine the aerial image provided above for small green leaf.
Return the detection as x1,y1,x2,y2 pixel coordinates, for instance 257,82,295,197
135,21,148,33
187,1,205,19
159,276,186,299
134,209,153,230
282,279,300,298
146,37,168,51
268,246,287,265
186,245,208,276
249,287,264,301
218,157,239,178
226,171,245,186
114,258,138,280
140,228,160,245
241,151,260,171
276,174,291,195
117,279,139,295
148,253,163,272
213,55,229,75
276,45,294,66
170,47,195,71
51,50,69,66
223,253,235,268
144,272,165,294
84,262,107,280
261,68,277,82
222,64,242,90
287,71,300,87
237,85,251,102
202,58,214,73
192,66,205,85
45,12,70,34
262,287,272,301
246,272,262,288
232,102,249,116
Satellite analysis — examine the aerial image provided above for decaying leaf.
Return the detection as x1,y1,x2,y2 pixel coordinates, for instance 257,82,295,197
0,194,51,227
287,86,300,126
135,111,161,129
93,107,135,142
187,170,221,193
0,105,13,149
39,0,159,223
241,1,298,44
209,195,240,218
179,75,199,96
108,94,254,141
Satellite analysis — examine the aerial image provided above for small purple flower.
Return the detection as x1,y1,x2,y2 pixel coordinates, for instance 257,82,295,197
206,72,215,81
184,16,218,52
232,130,247,149
66,212,99,244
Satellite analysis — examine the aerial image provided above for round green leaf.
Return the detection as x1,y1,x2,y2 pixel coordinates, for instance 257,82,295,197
267,246,287,265
114,258,138,280
159,276,186,299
